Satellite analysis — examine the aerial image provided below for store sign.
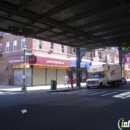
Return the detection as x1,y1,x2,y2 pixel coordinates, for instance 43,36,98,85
33,65,70,70
8,54,24,65
8,54,36,65
36,56,71,67
26,55,37,64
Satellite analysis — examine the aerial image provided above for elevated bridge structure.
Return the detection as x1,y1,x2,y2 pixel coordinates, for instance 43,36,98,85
0,0,130,87
0,0,130,49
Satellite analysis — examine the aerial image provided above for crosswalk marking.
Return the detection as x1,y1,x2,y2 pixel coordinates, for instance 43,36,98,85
78,91,97,95
0,91,24,95
67,91,82,94
101,92,117,96
52,90,129,98
88,91,107,95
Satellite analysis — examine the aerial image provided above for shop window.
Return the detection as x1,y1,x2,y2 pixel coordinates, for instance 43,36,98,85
72,70,76,80
39,40,43,49
13,40,17,51
82,70,86,80
61,45,64,53
21,39,25,50
6,42,10,52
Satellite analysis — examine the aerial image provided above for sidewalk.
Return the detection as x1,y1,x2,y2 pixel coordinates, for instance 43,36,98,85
0,83,86,92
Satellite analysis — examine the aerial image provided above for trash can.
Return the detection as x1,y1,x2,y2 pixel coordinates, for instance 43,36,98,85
51,79,57,90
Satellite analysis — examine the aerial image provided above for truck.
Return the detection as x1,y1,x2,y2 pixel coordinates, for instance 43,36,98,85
86,64,122,89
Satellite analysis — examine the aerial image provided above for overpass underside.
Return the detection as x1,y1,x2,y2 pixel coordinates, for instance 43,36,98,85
0,0,130,50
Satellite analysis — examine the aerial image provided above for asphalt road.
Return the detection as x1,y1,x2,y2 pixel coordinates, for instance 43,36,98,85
0,82,130,130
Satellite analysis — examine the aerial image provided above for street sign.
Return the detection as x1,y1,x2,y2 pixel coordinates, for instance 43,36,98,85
25,52,32,56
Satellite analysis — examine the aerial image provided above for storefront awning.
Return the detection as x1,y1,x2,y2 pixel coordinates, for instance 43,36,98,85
71,58,91,68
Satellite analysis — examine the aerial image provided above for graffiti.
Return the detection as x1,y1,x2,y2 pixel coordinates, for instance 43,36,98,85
0,73,6,83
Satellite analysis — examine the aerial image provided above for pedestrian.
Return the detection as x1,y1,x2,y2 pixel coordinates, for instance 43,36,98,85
64,75,69,86
70,75,74,91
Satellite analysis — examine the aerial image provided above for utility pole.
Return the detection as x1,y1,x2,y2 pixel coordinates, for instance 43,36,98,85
22,45,27,91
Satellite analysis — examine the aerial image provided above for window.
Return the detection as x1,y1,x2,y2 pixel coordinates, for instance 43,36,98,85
89,51,93,58
13,40,17,51
103,54,107,62
39,40,43,49
109,55,112,62
72,47,76,53
61,45,64,53
98,52,101,59
0,43,2,54
6,42,10,52
0,43,2,50
50,42,54,49
107,54,110,62
69,47,76,54
21,39,25,50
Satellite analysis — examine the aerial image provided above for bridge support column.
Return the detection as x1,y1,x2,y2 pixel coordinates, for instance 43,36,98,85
119,49,122,77
76,47,81,88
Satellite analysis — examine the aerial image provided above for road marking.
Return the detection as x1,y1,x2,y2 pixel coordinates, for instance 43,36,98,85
0,92,25,96
88,91,107,95
78,91,98,95
101,92,117,96
67,91,82,94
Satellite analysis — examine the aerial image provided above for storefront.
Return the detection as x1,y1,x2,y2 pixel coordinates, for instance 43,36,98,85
8,54,33,86
8,54,71,86
71,58,91,82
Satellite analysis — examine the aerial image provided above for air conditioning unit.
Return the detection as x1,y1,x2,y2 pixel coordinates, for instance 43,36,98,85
48,49,53,54
2,66,8,70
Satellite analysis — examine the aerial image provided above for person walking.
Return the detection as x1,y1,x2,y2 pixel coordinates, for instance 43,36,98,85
70,75,74,91
64,75,69,86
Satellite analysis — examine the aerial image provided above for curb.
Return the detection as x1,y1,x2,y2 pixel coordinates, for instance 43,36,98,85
47,87,84,92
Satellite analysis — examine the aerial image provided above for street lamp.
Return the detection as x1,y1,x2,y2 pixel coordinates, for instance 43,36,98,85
22,45,27,91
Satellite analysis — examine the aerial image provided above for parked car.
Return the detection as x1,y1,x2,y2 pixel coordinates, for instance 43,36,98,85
121,77,127,85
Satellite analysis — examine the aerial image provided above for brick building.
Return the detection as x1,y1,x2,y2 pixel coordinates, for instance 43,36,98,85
0,32,119,86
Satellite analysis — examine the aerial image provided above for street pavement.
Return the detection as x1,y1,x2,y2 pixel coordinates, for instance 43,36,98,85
0,80,130,130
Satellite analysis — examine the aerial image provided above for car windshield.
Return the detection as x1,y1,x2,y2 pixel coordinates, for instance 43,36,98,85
90,74,101,78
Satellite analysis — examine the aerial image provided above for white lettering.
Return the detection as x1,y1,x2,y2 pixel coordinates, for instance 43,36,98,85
124,122,129,127
46,60,65,65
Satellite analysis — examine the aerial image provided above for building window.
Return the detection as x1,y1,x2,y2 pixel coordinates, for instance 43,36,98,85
89,51,93,59
109,55,112,62
13,40,17,51
39,40,43,49
50,42,54,49
103,54,107,62
6,42,10,52
61,45,64,53
0,43,2,50
0,43,2,54
69,47,76,54
21,39,25,50
98,52,101,59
